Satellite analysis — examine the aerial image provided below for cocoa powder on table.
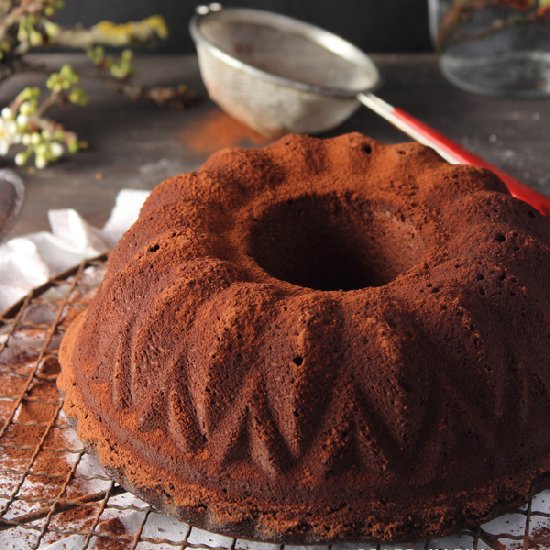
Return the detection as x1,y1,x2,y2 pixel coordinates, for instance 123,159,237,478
180,110,269,154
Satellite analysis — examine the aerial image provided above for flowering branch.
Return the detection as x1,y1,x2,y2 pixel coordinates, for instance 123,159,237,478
85,46,196,107
48,16,168,48
0,64,87,168
0,1,196,169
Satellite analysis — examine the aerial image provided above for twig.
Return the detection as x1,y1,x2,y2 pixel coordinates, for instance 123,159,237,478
0,485,126,530
48,16,167,49
121,83,197,108
0,0,46,41
33,88,59,117
0,0,15,19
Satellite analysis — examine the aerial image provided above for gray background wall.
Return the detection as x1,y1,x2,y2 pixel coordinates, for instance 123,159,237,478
54,1,432,53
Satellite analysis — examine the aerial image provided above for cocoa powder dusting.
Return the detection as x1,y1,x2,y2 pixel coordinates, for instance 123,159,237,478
0,276,124,546
96,516,128,548
181,109,269,153
58,132,550,543
531,525,550,549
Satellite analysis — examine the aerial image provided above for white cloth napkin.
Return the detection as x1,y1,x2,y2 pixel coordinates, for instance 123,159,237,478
0,189,150,313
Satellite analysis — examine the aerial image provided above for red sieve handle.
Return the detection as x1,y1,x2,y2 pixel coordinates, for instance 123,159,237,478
358,93,550,216
392,107,550,216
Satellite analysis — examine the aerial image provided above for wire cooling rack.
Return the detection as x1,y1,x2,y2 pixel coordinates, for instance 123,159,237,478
0,255,549,550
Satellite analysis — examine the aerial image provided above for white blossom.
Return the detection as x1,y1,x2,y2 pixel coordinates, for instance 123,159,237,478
16,114,28,127
49,142,64,157
0,118,14,155
35,155,46,169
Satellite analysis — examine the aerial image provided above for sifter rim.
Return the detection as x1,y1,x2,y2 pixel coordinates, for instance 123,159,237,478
189,4,381,100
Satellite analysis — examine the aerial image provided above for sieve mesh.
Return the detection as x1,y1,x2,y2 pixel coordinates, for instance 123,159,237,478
0,255,549,549
190,7,378,136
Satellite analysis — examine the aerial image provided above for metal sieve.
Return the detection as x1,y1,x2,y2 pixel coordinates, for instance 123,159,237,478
189,3,550,215
189,3,379,136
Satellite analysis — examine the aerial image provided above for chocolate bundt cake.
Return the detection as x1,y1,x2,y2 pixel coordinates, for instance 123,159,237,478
58,133,550,543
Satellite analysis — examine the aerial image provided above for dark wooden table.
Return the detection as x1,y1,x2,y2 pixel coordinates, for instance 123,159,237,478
5,53,550,238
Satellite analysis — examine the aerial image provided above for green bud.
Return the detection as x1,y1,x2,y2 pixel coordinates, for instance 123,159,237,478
47,66,80,91
20,87,40,101
46,74,59,90
110,64,131,79
35,143,47,156
87,45,105,65
121,49,133,63
67,139,79,154
29,31,43,46
60,64,79,85
43,20,59,36
20,101,35,116
68,87,88,106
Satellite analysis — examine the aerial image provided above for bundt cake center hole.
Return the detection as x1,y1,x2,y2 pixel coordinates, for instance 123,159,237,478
250,194,424,291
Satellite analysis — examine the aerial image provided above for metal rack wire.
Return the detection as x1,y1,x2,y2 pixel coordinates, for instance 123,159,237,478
0,256,549,549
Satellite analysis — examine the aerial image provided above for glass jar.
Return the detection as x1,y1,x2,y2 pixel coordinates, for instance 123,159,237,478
429,0,550,97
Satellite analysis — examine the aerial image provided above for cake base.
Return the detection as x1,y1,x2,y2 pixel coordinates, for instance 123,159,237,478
59,312,550,544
